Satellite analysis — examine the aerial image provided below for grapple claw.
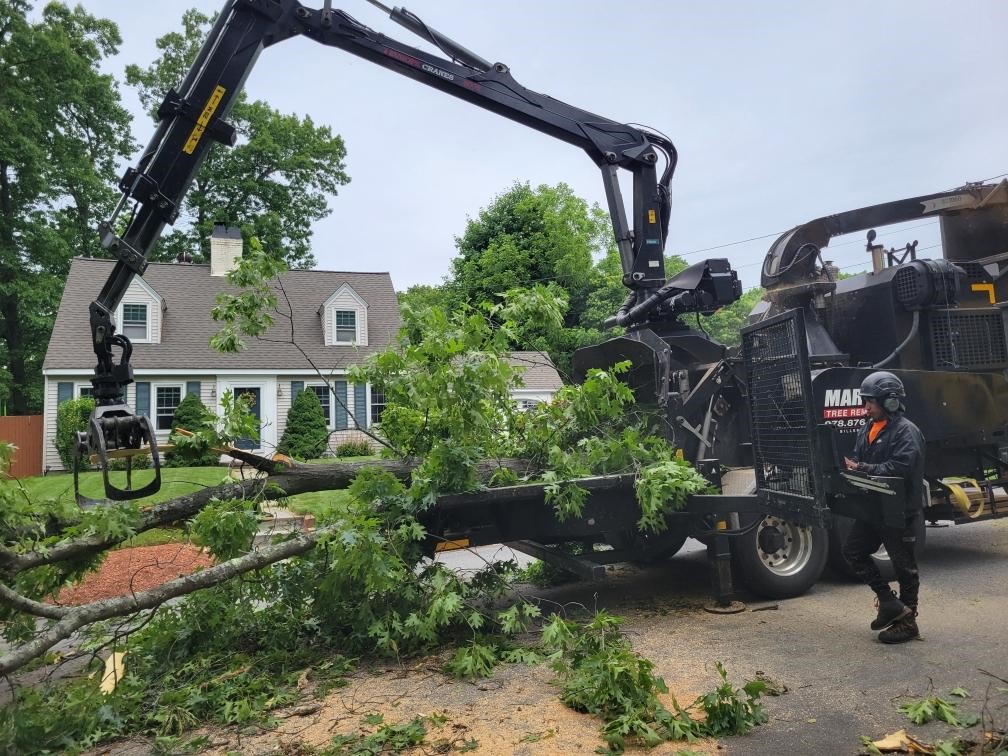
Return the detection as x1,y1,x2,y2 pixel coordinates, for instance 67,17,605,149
73,403,162,506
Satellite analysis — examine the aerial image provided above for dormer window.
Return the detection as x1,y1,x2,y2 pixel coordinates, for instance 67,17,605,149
121,303,149,341
321,283,368,346
333,310,357,344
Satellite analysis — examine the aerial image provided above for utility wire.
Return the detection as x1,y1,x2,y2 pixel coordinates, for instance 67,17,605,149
673,170,1007,260
679,230,785,257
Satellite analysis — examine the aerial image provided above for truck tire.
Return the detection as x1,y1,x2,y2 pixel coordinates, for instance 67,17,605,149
827,513,926,580
733,512,829,599
719,468,827,598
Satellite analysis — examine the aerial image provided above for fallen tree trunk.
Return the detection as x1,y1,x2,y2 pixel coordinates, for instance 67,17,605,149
0,457,536,576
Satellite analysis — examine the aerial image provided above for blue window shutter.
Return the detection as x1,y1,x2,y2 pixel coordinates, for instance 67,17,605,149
186,381,200,398
353,383,367,428
335,381,348,430
57,382,73,405
135,382,151,417
291,381,303,399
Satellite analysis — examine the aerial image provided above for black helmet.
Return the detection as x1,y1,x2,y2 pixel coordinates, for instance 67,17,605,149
860,371,905,413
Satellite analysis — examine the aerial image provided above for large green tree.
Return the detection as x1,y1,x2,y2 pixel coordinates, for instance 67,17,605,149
397,283,449,316
124,8,350,268
448,181,697,379
450,182,610,323
448,182,615,377
0,0,135,413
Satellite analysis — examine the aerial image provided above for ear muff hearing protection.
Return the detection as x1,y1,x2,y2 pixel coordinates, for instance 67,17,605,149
883,395,900,413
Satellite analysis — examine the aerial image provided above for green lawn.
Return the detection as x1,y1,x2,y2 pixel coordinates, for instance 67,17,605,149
281,488,353,520
289,455,379,519
20,467,230,507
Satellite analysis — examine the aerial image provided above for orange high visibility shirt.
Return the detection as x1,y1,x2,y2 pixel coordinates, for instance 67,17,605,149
868,418,888,445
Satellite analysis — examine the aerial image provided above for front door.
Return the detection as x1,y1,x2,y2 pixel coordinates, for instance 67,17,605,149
233,386,262,450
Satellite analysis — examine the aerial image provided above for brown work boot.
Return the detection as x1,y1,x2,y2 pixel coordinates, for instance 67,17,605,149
878,616,920,644
871,594,912,631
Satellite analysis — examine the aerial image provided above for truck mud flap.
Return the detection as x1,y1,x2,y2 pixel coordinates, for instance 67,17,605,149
740,308,831,528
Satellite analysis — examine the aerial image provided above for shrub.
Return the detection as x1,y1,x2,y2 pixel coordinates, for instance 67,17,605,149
334,439,372,457
55,397,95,470
277,389,329,460
108,453,152,471
166,393,220,467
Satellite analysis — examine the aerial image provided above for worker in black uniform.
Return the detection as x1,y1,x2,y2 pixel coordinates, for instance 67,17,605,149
842,371,926,643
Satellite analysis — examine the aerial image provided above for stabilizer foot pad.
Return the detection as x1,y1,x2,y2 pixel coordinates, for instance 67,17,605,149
703,600,746,614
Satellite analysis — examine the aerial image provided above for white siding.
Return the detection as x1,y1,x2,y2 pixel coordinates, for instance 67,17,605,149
275,380,294,449
322,285,368,346
43,377,59,472
44,372,385,471
273,376,379,457
116,278,162,344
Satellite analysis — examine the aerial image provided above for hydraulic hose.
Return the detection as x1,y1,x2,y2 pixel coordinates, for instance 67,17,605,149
872,310,920,368
605,292,637,329
604,286,690,329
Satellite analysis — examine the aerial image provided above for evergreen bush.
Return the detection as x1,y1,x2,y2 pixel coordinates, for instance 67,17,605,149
166,392,220,467
54,397,95,470
277,389,329,460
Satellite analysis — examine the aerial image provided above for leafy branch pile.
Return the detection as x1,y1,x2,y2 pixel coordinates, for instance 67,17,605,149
541,611,767,753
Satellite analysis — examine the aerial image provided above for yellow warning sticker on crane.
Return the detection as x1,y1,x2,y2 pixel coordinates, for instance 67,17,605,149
648,208,657,224
183,85,226,154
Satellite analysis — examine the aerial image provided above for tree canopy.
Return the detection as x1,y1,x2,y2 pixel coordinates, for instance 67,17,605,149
440,181,699,378
449,182,610,324
0,0,135,412
124,8,351,268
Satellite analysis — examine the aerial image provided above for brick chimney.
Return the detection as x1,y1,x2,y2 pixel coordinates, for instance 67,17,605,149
210,223,242,276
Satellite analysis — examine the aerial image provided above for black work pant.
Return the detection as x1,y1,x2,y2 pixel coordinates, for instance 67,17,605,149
841,511,920,611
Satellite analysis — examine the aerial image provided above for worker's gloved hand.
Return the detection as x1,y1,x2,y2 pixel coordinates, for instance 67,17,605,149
844,456,860,471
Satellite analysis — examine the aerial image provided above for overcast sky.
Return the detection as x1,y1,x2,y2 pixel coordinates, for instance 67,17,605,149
76,0,1008,291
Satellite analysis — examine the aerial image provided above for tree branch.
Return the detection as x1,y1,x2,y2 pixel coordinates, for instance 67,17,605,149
1,457,535,576
0,531,319,676
0,582,69,620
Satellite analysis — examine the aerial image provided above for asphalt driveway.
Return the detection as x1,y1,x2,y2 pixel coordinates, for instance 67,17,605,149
520,517,1008,753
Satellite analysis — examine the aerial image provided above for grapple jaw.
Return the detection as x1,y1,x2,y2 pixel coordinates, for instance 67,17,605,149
73,403,162,506
572,329,672,410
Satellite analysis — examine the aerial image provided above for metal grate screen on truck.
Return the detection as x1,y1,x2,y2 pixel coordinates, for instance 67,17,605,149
928,309,1008,371
741,308,825,523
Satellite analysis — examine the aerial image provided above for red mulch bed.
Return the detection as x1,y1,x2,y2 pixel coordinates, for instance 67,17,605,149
54,544,215,606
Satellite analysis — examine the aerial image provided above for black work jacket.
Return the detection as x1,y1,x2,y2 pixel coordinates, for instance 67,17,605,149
851,412,926,511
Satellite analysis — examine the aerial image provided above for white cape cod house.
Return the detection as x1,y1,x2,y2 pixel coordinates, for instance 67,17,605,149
41,226,401,471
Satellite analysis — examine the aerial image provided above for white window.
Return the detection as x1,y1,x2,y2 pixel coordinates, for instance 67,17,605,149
517,398,541,412
370,387,386,425
120,303,149,341
308,384,332,427
76,383,94,400
154,384,183,430
333,310,356,343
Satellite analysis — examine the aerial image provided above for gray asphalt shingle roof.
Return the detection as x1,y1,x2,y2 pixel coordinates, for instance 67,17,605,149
507,351,564,391
44,258,401,371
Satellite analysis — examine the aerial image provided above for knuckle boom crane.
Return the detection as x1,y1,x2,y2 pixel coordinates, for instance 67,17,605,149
78,0,741,503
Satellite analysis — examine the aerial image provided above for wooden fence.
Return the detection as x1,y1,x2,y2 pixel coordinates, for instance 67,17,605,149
0,415,43,478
